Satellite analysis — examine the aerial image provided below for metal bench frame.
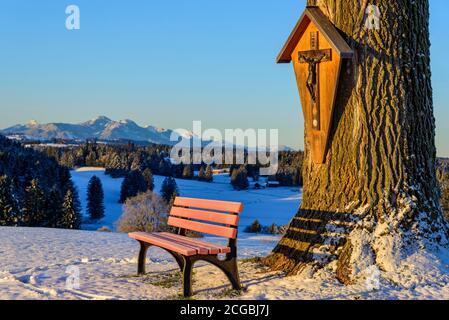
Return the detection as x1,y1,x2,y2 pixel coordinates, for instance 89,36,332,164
131,197,242,297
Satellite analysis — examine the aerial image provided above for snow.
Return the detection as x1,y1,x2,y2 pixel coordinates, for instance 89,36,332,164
2,226,449,300
28,120,39,126
71,168,125,231
339,190,449,284
71,168,301,231
0,227,279,300
3,167,449,300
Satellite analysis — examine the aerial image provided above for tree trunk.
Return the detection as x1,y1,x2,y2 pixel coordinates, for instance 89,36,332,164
264,0,449,283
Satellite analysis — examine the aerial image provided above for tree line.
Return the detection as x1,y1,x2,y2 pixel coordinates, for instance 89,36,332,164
0,135,81,228
37,141,304,189
119,168,179,205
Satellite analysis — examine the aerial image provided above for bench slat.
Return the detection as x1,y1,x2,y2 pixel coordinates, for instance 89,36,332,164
151,233,212,254
129,232,199,256
159,232,231,254
168,217,238,239
174,197,243,214
149,233,209,254
170,207,240,226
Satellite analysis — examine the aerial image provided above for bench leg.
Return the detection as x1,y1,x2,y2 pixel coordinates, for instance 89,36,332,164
223,257,241,291
182,257,194,297
228,258,242,290
167,251,185,272
137,241,150,275
199,255,241,292
134,244,240,297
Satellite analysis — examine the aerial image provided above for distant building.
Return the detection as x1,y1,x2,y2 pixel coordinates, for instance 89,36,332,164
267,181,280,188
212,168,230,175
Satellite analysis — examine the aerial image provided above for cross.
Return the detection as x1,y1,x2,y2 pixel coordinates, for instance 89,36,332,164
298,31,331,130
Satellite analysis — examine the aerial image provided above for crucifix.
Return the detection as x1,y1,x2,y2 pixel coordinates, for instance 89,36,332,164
277,7,354,164
298,31,331,130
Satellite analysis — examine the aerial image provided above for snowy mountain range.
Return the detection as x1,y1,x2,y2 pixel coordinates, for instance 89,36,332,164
0,116,297,151
0,116,191,145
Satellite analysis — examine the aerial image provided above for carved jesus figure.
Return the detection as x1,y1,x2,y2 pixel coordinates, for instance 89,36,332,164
299,52,327,103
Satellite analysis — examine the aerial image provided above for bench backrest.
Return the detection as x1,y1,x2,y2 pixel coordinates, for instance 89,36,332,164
168,197,244,239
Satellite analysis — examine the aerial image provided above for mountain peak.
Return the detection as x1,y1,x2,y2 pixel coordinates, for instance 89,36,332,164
91,116,112,122
118,119,136,125
81,116,113,126
1,117,181,146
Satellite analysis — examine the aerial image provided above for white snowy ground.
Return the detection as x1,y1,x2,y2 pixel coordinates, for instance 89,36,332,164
2,168,449,300
0,227,279,300
2,227,449,300
71,168,301,231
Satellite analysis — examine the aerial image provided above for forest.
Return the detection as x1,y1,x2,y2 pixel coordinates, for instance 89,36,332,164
0,136,304,230
36,141,304,187
3,135,448,232
0,135,81,228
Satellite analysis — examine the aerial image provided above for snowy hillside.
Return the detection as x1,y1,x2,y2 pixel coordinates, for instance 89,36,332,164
2,226,449,300
3,168,449,300
0,227,278,299
71,168,301,231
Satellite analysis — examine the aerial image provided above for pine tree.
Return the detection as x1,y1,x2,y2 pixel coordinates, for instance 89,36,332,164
60,152,76,168
119,177,128,204
230,169,239,188
119,170,147,203
246,219,262,233
45,188,63,228
0,136,82,229
106,153,121,170
132,170,148,194
238,167,249,190
61,188,82,229
58,167,73,188
230,166,249,191
0,175,18,226
198,166,206,181
23,179,47,227
175,163,185,178
143,168,155,191
160,177,179,204
182,165,193,180
205,165,213,183
158,159,171,176
85,151,97,167
130,156,141,172
87,175,105,220
168,192,177,210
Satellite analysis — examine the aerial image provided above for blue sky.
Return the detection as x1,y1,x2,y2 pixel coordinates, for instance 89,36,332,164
0,1,448,155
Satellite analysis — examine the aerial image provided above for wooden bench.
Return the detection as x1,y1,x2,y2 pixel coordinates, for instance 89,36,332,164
129,196,244,297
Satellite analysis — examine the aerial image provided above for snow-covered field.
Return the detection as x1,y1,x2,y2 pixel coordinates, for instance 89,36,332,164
2,226,449,300
0,227,279,300
3,168,449,300
71,168,301,231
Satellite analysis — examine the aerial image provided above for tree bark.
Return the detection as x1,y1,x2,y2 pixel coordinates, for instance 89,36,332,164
264,0,449,283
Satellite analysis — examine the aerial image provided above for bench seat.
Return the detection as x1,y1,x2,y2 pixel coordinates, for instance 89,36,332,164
129,232,231,256
158,232,231,254
129,196,243,297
